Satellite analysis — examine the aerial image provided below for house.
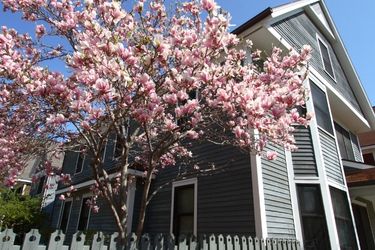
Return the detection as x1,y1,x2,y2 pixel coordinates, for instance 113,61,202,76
47,0,375,249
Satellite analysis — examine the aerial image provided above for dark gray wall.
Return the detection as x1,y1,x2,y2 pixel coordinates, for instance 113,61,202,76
292,126,318,176
59,137,119,188
319,128,344,184
262,144,295,239
143,143,255,235
272,11,363,114
52,142,256,237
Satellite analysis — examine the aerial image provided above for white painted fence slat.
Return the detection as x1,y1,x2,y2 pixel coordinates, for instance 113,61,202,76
23,229,45,250
48,230,68,250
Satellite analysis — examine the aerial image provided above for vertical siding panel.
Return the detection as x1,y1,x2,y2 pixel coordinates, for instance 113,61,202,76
271,12,363,114
318,128,344,184
262,144,295,238
292,126,318,176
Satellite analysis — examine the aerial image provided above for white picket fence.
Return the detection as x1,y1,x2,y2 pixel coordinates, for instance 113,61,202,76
0,228,301,250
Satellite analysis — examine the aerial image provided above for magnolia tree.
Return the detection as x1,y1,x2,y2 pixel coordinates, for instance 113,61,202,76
0,0,311,244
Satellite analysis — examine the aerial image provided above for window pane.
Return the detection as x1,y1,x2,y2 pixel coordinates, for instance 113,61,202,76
60,201,72,233
334,122,354,161
77,197,91,231
173,184,194,237
311,81,333,134
297,185,330,250
75,153,84,173
318,40,334,77
330,187,357,250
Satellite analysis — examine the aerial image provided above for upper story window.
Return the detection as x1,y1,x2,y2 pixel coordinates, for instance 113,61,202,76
310,81,334,134
317,37,335,79
334,122,355,161
75,151,85,174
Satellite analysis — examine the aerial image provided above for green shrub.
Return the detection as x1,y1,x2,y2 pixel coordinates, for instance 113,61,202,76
0,188,45,234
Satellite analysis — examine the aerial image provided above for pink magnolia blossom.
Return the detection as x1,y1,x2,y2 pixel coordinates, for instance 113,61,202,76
0,0,312,237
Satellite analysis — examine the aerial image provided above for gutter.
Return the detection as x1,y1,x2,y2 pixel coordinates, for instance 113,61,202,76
231,7,273,35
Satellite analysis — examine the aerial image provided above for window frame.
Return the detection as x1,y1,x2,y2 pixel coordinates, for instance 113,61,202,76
329,186,358,250
76,195,92,232
74,151,85,175
170,178,197,236
316,35,336,81
58,198,73,233
296,184,331,250
309,80,334,135
334,121,355,161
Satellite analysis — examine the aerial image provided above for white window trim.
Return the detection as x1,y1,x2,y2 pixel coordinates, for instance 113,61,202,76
75,194,92,232
170,178,197,236
58,198,73,232
74,152,85,175
316,34,336,81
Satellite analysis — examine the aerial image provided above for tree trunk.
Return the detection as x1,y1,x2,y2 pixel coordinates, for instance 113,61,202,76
135,170,153,239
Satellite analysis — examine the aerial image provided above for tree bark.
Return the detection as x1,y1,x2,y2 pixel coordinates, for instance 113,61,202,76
135,169,153,239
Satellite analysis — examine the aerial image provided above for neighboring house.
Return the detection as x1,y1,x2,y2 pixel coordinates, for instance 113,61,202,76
29,151,64,216
358,107,375,166
47,0,375,249
343,106,375,250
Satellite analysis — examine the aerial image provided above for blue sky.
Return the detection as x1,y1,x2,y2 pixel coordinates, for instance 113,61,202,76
0,0,374,105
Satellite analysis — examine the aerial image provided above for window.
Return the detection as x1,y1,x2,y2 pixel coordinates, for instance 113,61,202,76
59,200,72,233
75,152,85,174
330,187,357,250
310,81,334,134
318,38,334,78
114,136,122,159
352,204,375,250
297,185,330,250
77,197,91,231
334,122,355,161
171,179,197,237
363,153,375,165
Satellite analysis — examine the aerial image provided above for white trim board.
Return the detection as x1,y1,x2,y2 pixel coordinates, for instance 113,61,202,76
55,169,146,194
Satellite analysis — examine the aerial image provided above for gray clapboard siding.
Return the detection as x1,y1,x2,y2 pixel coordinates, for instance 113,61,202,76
292,126,318,176
350,132,362,162
262,144,295,239
318,128,344,184
272,11,363,114
143,142,255,235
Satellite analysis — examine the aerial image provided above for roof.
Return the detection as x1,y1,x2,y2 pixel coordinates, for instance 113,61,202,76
231,0,375,131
